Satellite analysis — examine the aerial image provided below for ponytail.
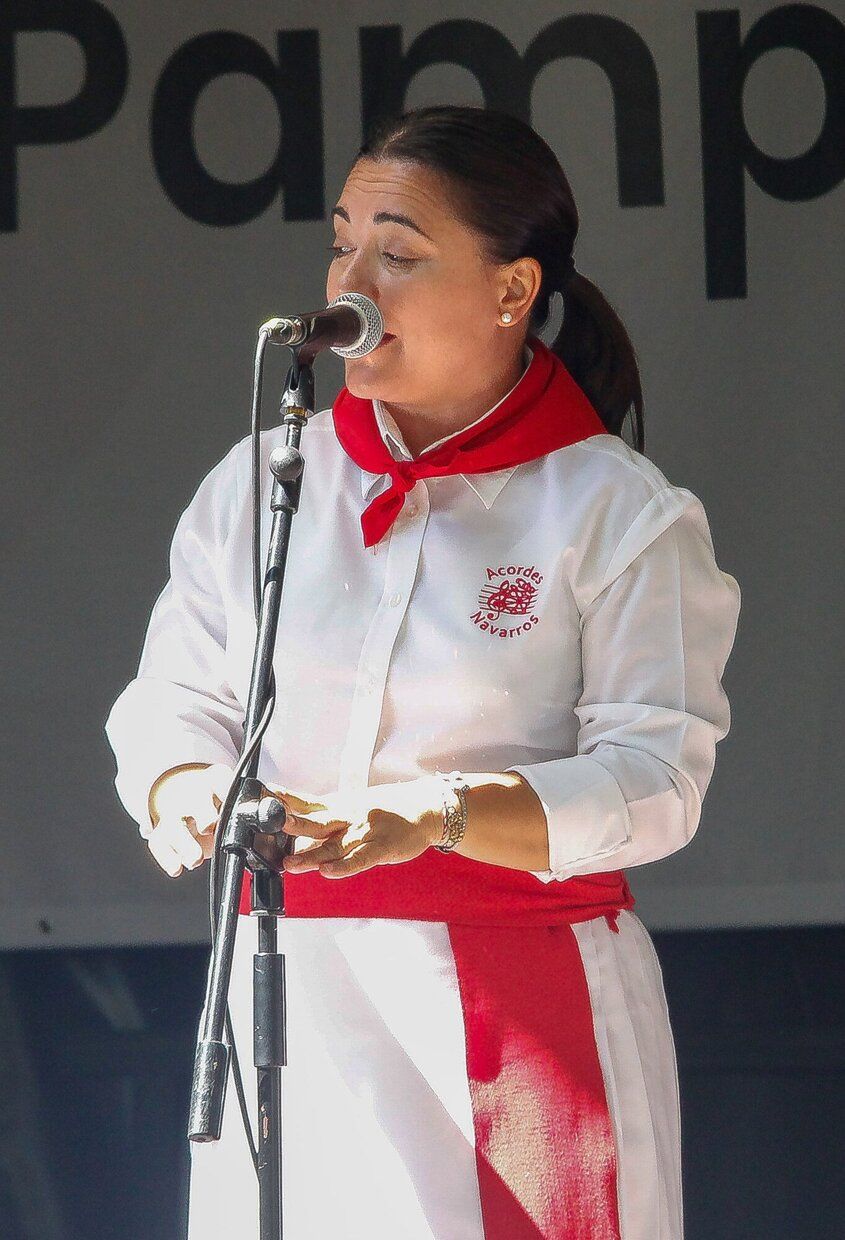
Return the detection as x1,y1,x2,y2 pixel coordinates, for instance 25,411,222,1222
547,269,644,452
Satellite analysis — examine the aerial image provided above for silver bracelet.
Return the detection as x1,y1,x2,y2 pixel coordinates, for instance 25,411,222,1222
433,770,469,853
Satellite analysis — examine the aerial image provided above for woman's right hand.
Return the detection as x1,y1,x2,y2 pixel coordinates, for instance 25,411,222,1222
145,762,236,877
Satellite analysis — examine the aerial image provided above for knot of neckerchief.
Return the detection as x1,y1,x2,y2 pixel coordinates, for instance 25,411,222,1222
390,460,418,495
331,335,607,548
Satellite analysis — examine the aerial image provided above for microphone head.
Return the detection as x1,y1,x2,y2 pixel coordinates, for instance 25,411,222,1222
326,292,384,357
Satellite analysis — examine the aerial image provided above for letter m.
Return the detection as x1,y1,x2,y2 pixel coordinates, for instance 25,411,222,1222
359,17,664,207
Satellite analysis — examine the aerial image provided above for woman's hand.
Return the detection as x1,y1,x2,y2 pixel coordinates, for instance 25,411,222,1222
277,776,444,878
145,762,235,877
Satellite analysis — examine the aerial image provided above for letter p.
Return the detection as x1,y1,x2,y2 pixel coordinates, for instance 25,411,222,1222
0,0,128,231
697,4,844,298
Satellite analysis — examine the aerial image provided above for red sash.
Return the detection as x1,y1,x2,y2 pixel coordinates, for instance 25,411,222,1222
239,847,632,926
239,857,630,1238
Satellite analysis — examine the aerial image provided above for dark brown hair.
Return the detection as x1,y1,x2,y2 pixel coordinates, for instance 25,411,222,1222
356,104,645,453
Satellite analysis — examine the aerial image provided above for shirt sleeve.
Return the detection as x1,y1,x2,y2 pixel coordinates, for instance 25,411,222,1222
506,484,741,882
104,442,246,836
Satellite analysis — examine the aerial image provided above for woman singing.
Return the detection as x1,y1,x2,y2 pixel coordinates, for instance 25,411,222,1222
105,105,741,1239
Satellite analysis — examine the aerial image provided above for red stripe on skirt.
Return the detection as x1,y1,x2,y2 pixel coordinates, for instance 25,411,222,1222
447,922,622,1240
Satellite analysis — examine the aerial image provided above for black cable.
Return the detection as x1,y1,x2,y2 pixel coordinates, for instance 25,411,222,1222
251,334,267,619
207,687,276,1177
204,326,283,1180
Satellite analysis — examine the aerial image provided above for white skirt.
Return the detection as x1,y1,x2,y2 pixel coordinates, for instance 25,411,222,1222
187,908,683,1239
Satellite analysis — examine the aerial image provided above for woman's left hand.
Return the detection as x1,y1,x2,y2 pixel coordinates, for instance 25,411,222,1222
275,776,444,878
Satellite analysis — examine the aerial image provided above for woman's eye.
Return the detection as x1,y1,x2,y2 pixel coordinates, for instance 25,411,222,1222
326,244,416,268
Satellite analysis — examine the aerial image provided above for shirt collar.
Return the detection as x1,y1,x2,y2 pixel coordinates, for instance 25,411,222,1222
359,344,532,510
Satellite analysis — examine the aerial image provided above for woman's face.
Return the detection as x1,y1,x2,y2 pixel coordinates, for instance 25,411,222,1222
325,157,537,409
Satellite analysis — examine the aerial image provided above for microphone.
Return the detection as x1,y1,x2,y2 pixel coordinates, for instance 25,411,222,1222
259,292,384,358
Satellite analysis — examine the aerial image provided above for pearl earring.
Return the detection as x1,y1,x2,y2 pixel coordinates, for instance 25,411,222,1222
501,311,513,324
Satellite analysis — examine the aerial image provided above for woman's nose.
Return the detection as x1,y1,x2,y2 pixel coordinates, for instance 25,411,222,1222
336,253,378,302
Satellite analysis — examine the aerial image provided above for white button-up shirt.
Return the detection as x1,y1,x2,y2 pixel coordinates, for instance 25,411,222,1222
105,351,741,884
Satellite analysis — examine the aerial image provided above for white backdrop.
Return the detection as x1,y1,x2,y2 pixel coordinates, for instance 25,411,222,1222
1,1,842,948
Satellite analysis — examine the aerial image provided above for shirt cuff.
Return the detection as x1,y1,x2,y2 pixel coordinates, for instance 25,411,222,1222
505,755,632,883
105,686,242,836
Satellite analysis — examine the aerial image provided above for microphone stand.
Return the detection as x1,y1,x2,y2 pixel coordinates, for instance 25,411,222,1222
187,346,319,1239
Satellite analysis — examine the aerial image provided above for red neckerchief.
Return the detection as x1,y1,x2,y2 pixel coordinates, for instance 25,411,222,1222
331,335,607,548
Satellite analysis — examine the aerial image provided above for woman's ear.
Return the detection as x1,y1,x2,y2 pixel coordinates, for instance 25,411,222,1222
498,257,543,325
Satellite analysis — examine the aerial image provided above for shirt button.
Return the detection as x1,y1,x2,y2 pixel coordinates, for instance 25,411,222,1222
389,591,403,607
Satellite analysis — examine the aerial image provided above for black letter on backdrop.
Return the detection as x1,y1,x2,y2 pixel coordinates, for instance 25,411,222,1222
698,4,844,298
360,17,663,207
151,30,324,226
0,0,128,232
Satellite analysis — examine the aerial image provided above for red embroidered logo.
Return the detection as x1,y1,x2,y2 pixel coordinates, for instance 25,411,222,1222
470,564,544,638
